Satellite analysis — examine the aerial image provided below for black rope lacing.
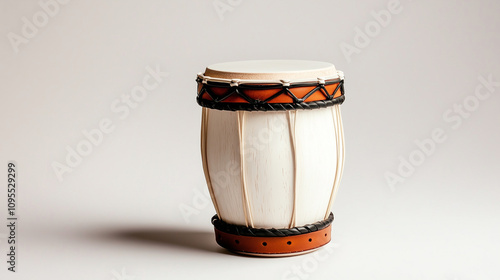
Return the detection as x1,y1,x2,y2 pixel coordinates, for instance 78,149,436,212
212,213,334,237
196,78,345,111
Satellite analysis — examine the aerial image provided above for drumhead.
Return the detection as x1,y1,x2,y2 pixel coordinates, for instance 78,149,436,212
204,60,338,81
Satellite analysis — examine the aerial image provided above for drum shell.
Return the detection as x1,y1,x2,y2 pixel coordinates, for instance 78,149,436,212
204,106,339,229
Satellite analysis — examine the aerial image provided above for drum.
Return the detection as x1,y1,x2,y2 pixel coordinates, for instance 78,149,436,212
196,60,345,256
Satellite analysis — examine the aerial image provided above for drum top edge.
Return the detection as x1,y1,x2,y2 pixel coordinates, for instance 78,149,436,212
205,60,338,81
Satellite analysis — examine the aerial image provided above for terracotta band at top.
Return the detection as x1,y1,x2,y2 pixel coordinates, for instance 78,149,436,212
196,78,345,111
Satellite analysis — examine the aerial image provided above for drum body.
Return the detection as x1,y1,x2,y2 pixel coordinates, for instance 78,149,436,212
197,60,345,256
206,108,338,229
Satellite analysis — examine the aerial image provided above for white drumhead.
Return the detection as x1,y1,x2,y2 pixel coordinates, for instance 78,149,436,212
204,60,338,80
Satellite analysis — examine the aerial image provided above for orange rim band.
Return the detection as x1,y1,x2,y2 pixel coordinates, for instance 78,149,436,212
196,78,345,111
198,83,343,104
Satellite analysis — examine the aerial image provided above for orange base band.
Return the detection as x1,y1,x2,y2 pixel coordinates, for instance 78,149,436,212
214,225,332,255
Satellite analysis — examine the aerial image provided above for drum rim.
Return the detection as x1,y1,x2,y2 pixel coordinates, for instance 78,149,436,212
196,75,345,111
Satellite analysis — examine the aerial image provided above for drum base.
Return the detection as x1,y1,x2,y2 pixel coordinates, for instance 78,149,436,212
211,213,334,257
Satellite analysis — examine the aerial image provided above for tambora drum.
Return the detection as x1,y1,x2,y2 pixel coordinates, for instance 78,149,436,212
196,60,345,256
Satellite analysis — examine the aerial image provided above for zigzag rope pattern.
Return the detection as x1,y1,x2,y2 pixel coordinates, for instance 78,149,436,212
196,78,345,111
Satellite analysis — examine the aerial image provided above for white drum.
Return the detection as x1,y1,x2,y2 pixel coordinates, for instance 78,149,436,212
197,60,345,256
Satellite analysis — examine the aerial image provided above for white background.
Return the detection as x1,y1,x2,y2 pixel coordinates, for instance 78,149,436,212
0,0,499,279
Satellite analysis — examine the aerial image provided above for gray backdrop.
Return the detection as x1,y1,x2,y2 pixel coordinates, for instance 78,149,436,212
1,0,499,279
